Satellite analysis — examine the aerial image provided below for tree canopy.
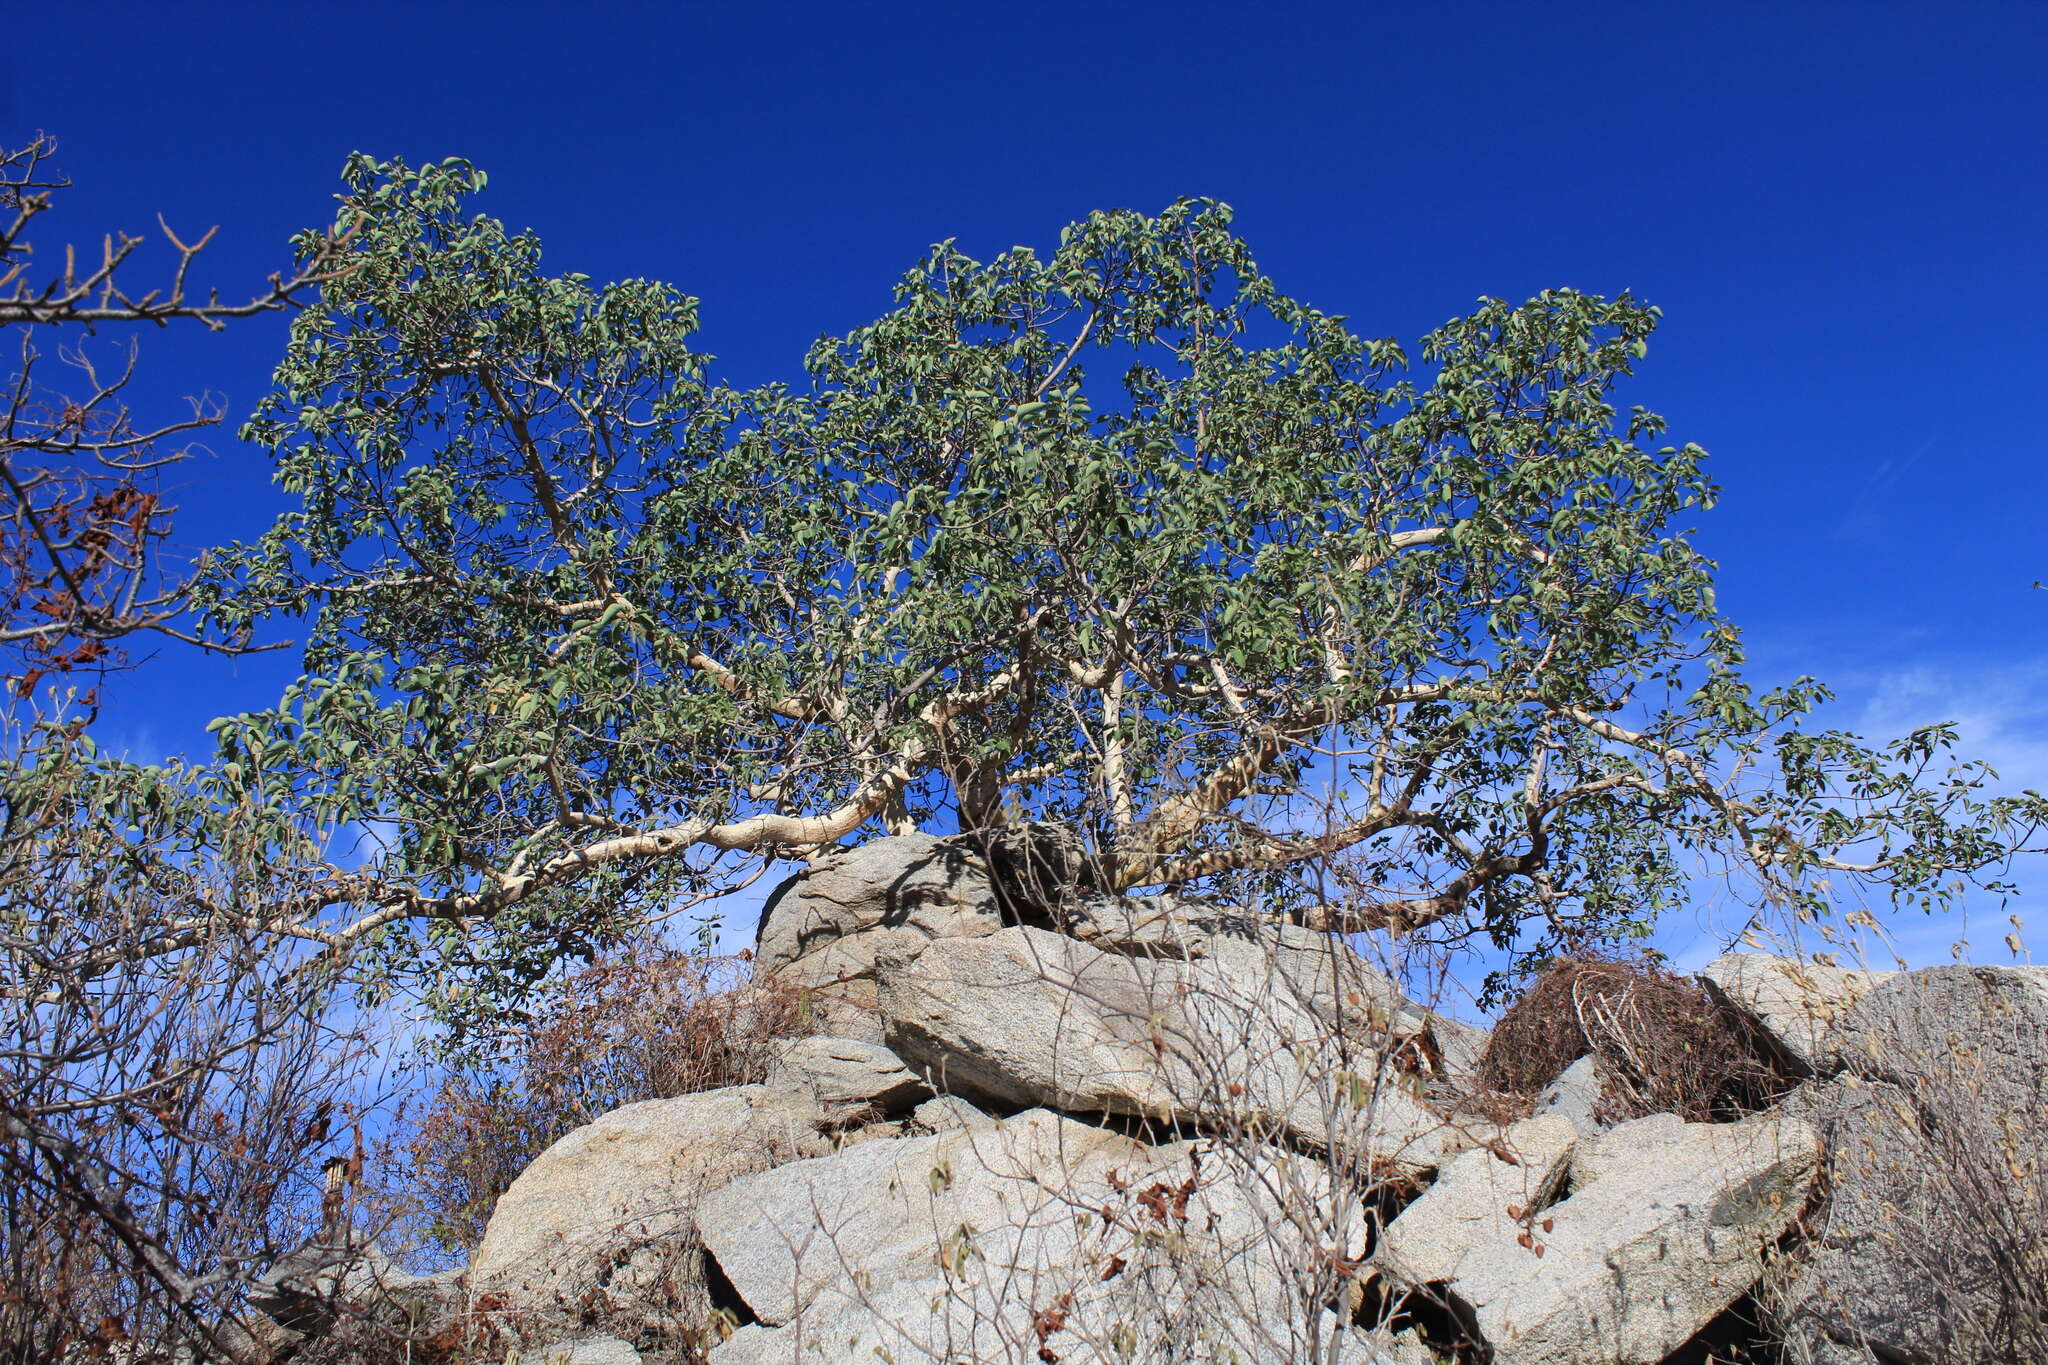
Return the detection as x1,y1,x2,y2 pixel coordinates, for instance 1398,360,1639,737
155,154,2043,999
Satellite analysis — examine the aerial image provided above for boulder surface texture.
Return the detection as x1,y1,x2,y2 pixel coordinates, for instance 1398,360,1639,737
1700,952,1892,1075
1445,1114,1820,1364
877,923,1460,1172
700,1107,1403,1365
1376,1115,1578,1288
1775,965,2048,1365
472,1086,825,1336
752,834,1020,1039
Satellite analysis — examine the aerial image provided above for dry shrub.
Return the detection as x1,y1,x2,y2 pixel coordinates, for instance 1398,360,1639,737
0,715,379,1365
1476,957,1787,1123
1905,1085,2048,1365
1765,969,2048,1365
399,945,805,1257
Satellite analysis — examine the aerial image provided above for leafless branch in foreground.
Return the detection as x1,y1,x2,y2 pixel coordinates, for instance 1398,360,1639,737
0,132,352,693
0,712,380,1365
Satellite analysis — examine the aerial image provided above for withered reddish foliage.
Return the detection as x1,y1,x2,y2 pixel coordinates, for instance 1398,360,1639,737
1475,957,1789,1123
1,132,346,695
398,946,805,1256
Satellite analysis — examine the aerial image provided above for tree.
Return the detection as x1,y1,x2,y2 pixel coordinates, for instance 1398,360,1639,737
188,154,2042,1006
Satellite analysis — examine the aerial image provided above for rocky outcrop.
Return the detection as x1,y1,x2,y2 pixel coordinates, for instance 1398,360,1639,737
1447,1114,1820,1363
1063,897,1487,1085
471,1086,827,1338
1701,953,1892,1075
422,837,2044,1365
697,1108,1139,1326
1773,966,2048,1365
1376,1115,1578,1287
699,1107,1402,1365
752,834,1017,1040
760,1035,930,1112
909,1092,999,1133
1827,962,2046,1100
875,924,1464,1173
1534,1054,1606,1138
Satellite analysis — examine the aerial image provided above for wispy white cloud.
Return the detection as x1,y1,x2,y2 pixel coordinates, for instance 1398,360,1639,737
1848,655,2048,797
1831,435,1940,545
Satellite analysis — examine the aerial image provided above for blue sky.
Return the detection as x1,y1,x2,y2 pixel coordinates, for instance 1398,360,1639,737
7,1,2044,982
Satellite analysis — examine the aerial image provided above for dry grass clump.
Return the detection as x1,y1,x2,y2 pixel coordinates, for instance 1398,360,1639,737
397,945,806,1257
1476,957,1788,1123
